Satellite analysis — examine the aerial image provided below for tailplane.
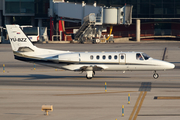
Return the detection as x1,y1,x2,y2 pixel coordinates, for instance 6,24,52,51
6,25,36,52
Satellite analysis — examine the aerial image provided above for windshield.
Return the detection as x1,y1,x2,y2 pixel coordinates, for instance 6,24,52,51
23,27,38,36
142,53,150,60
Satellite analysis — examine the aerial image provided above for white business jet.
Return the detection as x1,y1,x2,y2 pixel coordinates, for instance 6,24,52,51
6,25,175,79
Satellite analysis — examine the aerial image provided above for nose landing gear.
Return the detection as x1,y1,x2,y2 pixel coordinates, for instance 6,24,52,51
153,71,159,79
86,71,95,79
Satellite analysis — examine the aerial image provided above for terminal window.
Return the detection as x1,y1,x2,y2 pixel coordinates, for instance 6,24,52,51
5,0,34,14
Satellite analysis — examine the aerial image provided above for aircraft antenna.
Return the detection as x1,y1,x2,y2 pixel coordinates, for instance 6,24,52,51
162,47,167,61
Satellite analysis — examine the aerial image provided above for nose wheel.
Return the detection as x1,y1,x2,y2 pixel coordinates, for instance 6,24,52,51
153,71,159,79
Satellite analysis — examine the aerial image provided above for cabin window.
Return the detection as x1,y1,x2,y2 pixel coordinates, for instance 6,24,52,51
96,55,100,60
121,55,124,59
114,55,117,59
90,55,93,60
136,53,144,60
108,55,112,59
102,55,106,60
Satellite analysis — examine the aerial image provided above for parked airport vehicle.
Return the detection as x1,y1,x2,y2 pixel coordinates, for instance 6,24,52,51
6,25,175,79
20,26,39,42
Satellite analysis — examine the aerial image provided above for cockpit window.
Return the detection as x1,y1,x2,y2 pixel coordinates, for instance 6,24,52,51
142,53,150,60
136,53,144,60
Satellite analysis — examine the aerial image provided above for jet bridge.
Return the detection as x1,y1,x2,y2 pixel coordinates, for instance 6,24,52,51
52,1,133,43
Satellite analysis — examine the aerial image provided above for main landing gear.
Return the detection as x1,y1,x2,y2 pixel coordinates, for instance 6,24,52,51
86,71,95,79
153,71,159,79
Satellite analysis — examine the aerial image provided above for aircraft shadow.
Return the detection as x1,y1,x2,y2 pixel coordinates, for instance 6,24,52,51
0,74,130,80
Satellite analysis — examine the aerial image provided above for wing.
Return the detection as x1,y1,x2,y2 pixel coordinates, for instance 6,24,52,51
61,64,108,71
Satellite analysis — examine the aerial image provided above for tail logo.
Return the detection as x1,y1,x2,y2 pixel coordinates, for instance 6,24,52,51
10,38,27,42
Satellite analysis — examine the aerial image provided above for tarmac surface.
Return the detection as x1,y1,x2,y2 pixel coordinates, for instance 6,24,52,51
0,41,180,120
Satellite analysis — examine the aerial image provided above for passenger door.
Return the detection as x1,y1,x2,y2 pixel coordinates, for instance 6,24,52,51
119,54,126,64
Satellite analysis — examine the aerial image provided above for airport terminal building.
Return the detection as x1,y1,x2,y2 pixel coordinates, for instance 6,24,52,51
0,0,180,41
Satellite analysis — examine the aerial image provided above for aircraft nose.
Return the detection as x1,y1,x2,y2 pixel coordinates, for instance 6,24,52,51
167,62,175,69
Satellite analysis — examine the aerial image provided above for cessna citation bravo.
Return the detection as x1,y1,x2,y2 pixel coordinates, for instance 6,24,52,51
6,25,175,79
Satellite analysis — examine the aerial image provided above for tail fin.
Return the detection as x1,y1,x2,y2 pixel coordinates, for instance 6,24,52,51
6,25,36,52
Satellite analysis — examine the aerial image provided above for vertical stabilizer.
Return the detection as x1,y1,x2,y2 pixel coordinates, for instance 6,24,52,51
6,25,36,52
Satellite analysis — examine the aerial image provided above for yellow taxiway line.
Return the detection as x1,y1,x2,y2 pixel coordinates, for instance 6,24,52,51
129,91,147,120
155,96,180,99
53,91,138,96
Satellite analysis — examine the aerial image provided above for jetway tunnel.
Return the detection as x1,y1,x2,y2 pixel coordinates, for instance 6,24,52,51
50,1,133,43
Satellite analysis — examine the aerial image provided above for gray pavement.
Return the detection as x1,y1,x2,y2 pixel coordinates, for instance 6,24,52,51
0,41,180,120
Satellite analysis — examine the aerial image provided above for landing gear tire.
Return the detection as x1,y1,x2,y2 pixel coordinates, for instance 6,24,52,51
86,75,92,79
153,73,159,79
93,71,95,77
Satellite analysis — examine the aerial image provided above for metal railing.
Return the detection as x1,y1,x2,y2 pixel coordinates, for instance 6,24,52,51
52,35,61,41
